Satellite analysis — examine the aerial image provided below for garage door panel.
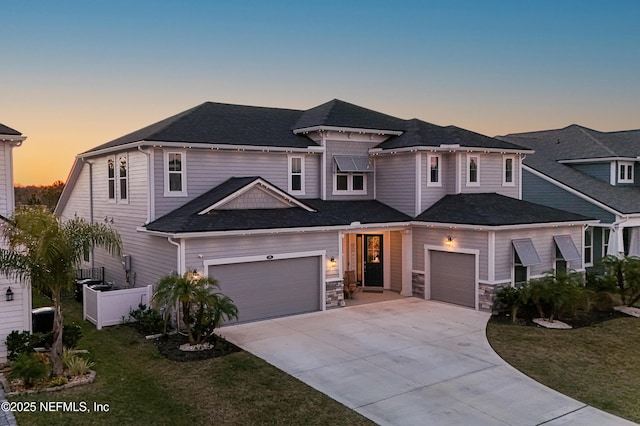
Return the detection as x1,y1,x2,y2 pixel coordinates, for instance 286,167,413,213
430,251,475,308
210,256,320,323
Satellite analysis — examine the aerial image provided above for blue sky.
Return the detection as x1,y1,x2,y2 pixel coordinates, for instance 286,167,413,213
2,0,639,184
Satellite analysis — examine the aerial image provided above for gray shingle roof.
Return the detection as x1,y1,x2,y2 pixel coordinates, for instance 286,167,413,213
415,193,592,226
82,99,530,154
145,177,411,233
377,119,528,151
0,123,21,136
499,125,640,214
84,102,316,153
293,99,406,131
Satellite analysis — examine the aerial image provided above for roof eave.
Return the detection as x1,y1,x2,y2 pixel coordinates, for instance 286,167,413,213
370,146,534,155
79,140,324,158
293,125,403,136
137,221,412,239
411,219,597,231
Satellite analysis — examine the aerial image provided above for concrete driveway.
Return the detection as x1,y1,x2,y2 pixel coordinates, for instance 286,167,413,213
218,298,635,425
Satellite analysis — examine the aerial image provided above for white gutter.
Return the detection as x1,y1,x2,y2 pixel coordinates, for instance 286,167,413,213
167,237,183,275
79,140,324,159
138,222,412,239
369,145,534,156
293,125,403,136
411,219,598,231
137,146,154,224
559,157,638,164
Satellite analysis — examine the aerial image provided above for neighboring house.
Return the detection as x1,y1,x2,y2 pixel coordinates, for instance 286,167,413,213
499,124,640,270
0,123,29,362
55,100,592,323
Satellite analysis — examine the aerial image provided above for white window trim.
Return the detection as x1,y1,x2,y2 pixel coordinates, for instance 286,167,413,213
618,161,634,183
512,249,529,287
427,154,442,187
288,154,305,195
117,153,129,204
332,172,367,195
584,227,593,267
502,155,515,186
107,155,116,203
466,154,480,186
164,150,188,197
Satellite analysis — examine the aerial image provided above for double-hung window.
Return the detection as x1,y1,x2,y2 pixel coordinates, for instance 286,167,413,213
427,154,441,187
107,157,116,201
503,156,515,186
467,154,480,186
603,228,611,256
288,155,305,194
165,151,187,196
118,154,128,202
618,162,634,183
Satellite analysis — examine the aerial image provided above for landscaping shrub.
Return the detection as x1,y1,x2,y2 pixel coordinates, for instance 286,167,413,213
5,330,44,361
128,303,165,335
48,375,69,387
65,354,94,376
493,286,523,323
9,353,48,388
601,255,640,306
38,323,83,349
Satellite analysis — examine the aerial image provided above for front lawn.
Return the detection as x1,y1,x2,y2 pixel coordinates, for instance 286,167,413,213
486,316,640,423
8,295,373,425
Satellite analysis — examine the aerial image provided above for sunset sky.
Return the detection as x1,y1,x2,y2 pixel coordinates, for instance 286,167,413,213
2,0,639,185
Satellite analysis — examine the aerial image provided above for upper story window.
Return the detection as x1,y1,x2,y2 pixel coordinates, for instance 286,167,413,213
618,161,634,183
427,154,441,187
107,158,116,201
333,155,370,195
288,155,305,195
467,154,480,186
603,228,611,256
118,154,128,202
165,151,187,197
503,156,515,186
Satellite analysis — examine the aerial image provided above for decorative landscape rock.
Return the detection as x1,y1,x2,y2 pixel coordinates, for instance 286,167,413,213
533,318,572,329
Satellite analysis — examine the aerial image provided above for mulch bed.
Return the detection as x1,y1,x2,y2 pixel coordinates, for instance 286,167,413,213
153,333,241,362
491,308,628,328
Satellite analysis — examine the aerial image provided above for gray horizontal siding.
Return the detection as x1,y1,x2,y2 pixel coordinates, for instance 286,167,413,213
570,163,610,184
460,154,519,198
186,231,340,280
375,153,415,216
421,153,450,213
154,149,321,218
494,226,583,281
522,169,616,223
413,228,488,281
325,140,376,201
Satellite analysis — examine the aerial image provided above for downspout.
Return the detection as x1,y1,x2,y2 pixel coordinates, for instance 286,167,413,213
81,158,95,267
167,237,183,274
137,146,153,224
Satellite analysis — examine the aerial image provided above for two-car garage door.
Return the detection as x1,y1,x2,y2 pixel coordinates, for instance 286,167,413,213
429,250,476,308
208,256,321,323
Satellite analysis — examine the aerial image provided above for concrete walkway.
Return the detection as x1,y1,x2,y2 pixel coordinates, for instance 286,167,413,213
219,298,636,426
0,383,17,426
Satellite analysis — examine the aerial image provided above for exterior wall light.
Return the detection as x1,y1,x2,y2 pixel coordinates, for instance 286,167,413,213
445,236,454,247
6,286,14,302
330,256,337,267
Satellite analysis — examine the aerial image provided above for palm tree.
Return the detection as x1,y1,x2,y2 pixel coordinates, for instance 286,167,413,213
0,206,121,376
153,270,238,346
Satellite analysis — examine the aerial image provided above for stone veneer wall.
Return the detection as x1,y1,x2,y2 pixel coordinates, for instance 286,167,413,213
412,272,425,299
478,282,506,311
326,279,344,309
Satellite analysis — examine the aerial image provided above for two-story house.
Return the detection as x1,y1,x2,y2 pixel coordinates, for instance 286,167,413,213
0,123,29,362
499,124,640,270
55,100,592,323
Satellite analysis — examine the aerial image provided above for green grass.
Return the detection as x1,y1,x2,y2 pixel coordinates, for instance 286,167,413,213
486,317,640,423
9,294,373,425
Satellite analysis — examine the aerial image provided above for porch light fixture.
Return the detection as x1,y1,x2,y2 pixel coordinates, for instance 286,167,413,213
445,236,454,246
330,256,336,266
6,287,14,302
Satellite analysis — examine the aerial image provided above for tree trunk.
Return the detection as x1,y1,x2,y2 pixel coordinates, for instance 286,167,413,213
51,288,64,376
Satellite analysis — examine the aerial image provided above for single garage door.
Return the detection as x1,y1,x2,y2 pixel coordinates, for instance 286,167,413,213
209,256,321,323
429,251,476,308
